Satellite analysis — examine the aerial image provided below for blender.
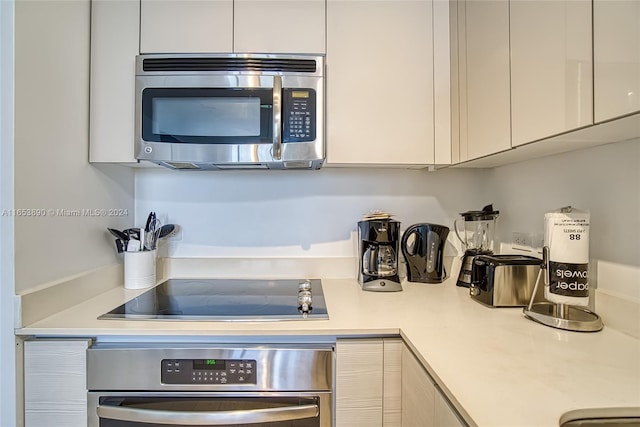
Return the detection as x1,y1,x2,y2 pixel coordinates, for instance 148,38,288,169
454,204,499,287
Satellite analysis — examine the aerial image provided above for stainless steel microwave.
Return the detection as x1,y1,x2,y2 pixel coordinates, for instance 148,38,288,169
135,53,325,170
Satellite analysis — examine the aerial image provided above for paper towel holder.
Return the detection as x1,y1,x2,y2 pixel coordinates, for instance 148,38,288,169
523,246,604,332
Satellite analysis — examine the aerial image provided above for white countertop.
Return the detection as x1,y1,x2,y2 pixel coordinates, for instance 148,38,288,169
17,273,640,426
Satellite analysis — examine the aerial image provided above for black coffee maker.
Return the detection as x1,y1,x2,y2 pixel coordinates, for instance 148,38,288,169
357,219,402,292
401,223,450,283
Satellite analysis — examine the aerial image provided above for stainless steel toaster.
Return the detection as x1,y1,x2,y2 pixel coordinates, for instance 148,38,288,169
470,254,542,307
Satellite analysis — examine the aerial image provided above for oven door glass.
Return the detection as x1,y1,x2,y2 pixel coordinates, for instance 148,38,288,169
97,396,321,427
141,88,273,144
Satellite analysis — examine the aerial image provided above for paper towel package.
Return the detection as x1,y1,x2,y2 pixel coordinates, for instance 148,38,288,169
544,207,590,307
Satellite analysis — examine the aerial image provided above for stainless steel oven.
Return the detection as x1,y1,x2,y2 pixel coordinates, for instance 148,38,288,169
87,344,333,426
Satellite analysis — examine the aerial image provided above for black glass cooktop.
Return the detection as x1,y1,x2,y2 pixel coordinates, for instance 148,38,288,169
99,278,329,321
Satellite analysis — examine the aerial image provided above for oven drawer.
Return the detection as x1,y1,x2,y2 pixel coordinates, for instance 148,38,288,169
88,392,332,427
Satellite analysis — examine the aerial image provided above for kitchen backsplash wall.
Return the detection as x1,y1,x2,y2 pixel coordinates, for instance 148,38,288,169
135,167,490,259
488,138,640,299
136,139,639,300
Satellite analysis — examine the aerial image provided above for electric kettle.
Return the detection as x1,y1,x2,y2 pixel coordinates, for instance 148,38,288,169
401,223,450,283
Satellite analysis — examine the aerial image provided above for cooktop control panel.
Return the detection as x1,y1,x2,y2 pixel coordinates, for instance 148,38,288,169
161,359,257,385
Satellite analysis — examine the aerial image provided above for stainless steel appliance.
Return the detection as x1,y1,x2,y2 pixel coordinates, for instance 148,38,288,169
401,223,450,283
357,219,402,292
135,53,325,170
98,279,328,321
87,344,333,427
454,204,500,287
470,254,542,307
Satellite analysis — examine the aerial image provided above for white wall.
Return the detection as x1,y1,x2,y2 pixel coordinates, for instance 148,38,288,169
135,167,491,258
0,0,16,424
13,0,135,294
488,138,640,294
136,139,640,300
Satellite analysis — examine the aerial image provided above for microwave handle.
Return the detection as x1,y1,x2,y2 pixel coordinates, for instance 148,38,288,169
272,75,283,160
97,403,319,425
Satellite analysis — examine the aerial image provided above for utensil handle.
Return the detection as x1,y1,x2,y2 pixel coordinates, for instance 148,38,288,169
453,218,466,248
272,75,283,160
400,224,420,258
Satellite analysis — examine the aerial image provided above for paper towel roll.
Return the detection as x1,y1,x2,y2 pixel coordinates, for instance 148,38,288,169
544,207,590,306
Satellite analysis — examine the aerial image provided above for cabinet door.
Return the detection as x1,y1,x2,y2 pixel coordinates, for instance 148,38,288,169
90,0,140,163
24,340,91,427
594,0,640,122
234,0,326,54
383,339,402,427
140,0,233,53
401,344,435,426
434,387,465,427
510,0,593,146
326,0,434,165
335,339,384,427
458,0,510,161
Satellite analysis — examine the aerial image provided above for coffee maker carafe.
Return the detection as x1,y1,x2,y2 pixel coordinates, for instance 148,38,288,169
358,219,402,292
454,204,499,287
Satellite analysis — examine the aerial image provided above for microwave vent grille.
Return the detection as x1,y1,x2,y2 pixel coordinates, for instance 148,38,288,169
143,58,318,73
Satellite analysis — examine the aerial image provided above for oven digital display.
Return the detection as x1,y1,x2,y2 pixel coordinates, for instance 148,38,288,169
193,359,226,370
161,359,257,385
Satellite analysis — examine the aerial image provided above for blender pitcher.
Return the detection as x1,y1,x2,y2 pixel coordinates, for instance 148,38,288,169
454,204,499,287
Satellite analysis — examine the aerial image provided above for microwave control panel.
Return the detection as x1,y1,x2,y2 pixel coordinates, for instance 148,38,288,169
161,359,257,385
283,88,316,143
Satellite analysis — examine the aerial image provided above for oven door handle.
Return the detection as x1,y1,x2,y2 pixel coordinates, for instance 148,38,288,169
97,403,319,425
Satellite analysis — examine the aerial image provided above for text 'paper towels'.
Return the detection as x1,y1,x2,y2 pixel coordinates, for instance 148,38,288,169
544,207,590,307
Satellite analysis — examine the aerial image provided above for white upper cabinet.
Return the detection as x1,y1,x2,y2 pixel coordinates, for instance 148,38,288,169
140,0,233,53
594,0,640,122
510,0,593,146
140,0,325,54
326,0,435,166
90,0,140,163
234,0,325,54
457,0,511,161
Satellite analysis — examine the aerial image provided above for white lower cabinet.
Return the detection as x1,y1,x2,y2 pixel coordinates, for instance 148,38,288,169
336,338,465,427
434,386,465,427
335,338,402,427
24,339,91,427
401,343,435,425
401,344,465,427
